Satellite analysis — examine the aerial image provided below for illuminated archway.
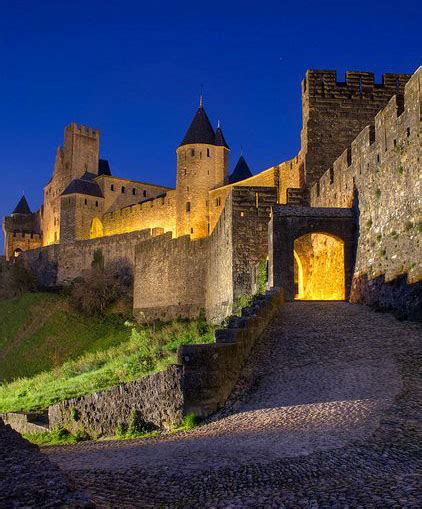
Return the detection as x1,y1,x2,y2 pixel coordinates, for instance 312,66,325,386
293,250,304,299
90,217,104,239
294,233,345,300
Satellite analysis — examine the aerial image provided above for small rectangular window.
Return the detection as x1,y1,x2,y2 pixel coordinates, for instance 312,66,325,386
143,190,147,197
191,149,195,157
84,199,87,205
111,184,114,191
207,148,210,157
132,188,136,195
121,186,125,193
186,202,191,212
95,201,98,207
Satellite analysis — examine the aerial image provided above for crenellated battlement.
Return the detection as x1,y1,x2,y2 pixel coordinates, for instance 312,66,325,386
65,123,99,139
11,231,42,240
303,69,412,98
310,66,421,284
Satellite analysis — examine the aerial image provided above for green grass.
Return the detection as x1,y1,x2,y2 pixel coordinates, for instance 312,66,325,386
23,413,202,446
22,427,90,446
0,293,215,414
0,293,131,382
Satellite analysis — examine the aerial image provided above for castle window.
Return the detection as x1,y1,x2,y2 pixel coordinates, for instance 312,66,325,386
329,168,334,185
191,149,195,157
191,228,194,234
216,197,221,207
95,201,98,207
84,199,87,205
407,127,411,137
121,186,125,193
132,188,136,195
143,190,147,197
111,184,114,191
186,202,191,212
240,211,245,217
207,148,210,157
186,186,190,192
393,139,397,147
377,154,380,163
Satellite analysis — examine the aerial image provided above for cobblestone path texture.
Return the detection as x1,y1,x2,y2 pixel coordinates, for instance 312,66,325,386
46,302,422,508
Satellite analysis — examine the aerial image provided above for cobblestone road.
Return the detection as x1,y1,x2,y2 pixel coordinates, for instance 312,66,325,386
46,302,422,508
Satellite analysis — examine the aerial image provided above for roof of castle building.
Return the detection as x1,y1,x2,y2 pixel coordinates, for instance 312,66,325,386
62,175,104,198
228,155,253,184
98,159,112,176
215,125,230,149
12,195,32,215
180,103,216,146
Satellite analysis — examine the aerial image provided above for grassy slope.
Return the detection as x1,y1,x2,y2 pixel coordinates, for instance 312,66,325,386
0,293,129,382
0,293,214,414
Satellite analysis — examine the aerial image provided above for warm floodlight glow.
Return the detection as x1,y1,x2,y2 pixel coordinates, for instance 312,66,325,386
90,217,104,238
294,233,345,300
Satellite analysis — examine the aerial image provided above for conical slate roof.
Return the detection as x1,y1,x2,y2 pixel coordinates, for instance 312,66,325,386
215,126,230,149
62,173,103,198
12,195,32,215
98,159,112,176
228,155,253,184
180,105,216,146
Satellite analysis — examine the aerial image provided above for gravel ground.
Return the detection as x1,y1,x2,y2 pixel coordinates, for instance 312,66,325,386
45,302,422,508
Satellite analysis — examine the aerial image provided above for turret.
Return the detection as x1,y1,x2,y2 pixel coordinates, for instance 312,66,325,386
176,99,229,239
3,195,41,260
228,154,253,184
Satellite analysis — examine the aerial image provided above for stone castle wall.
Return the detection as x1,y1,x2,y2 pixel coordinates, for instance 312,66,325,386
23,228,162,285
310,68,421,286
208,156,301,232
101,190,177,237
134,187,278,324
301,70,412,188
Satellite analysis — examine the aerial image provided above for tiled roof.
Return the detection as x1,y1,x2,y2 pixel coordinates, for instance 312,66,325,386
180,106,216,146
228,155,253,184
215,126,230,149
12,195,32,215
98,159,112,176
62,177,104,198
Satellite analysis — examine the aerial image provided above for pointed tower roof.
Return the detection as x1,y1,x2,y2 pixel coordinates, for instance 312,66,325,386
180,101,216,147
228,155,253,184
12,195,32,215
214,121,230,149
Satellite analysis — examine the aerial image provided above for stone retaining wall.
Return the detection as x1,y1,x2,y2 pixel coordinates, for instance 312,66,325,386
48,365,184,436
0,412,49,435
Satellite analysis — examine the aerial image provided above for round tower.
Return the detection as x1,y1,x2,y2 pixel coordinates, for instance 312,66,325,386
176,100,229,239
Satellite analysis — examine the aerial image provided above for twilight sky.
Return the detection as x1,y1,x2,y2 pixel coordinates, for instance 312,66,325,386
1,0,420,252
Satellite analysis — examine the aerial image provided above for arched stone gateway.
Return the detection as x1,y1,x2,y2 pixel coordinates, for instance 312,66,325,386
269,205,356,301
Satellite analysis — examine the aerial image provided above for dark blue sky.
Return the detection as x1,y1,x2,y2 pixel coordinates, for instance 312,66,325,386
1,0,420,251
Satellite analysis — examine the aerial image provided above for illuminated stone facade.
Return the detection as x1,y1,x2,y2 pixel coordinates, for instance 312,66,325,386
3,67,420,320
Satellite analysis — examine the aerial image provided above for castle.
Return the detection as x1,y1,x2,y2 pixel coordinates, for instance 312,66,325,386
3,67,421,322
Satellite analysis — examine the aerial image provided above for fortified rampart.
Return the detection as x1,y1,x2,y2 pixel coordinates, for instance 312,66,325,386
301,70,412,188
23,228,163,286
209,156,302,232
101,190,176,237
134,186,277,323
309,67,421,314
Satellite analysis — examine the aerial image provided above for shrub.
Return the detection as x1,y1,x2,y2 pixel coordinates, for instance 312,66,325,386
70,257,133,315
0,260,37,299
